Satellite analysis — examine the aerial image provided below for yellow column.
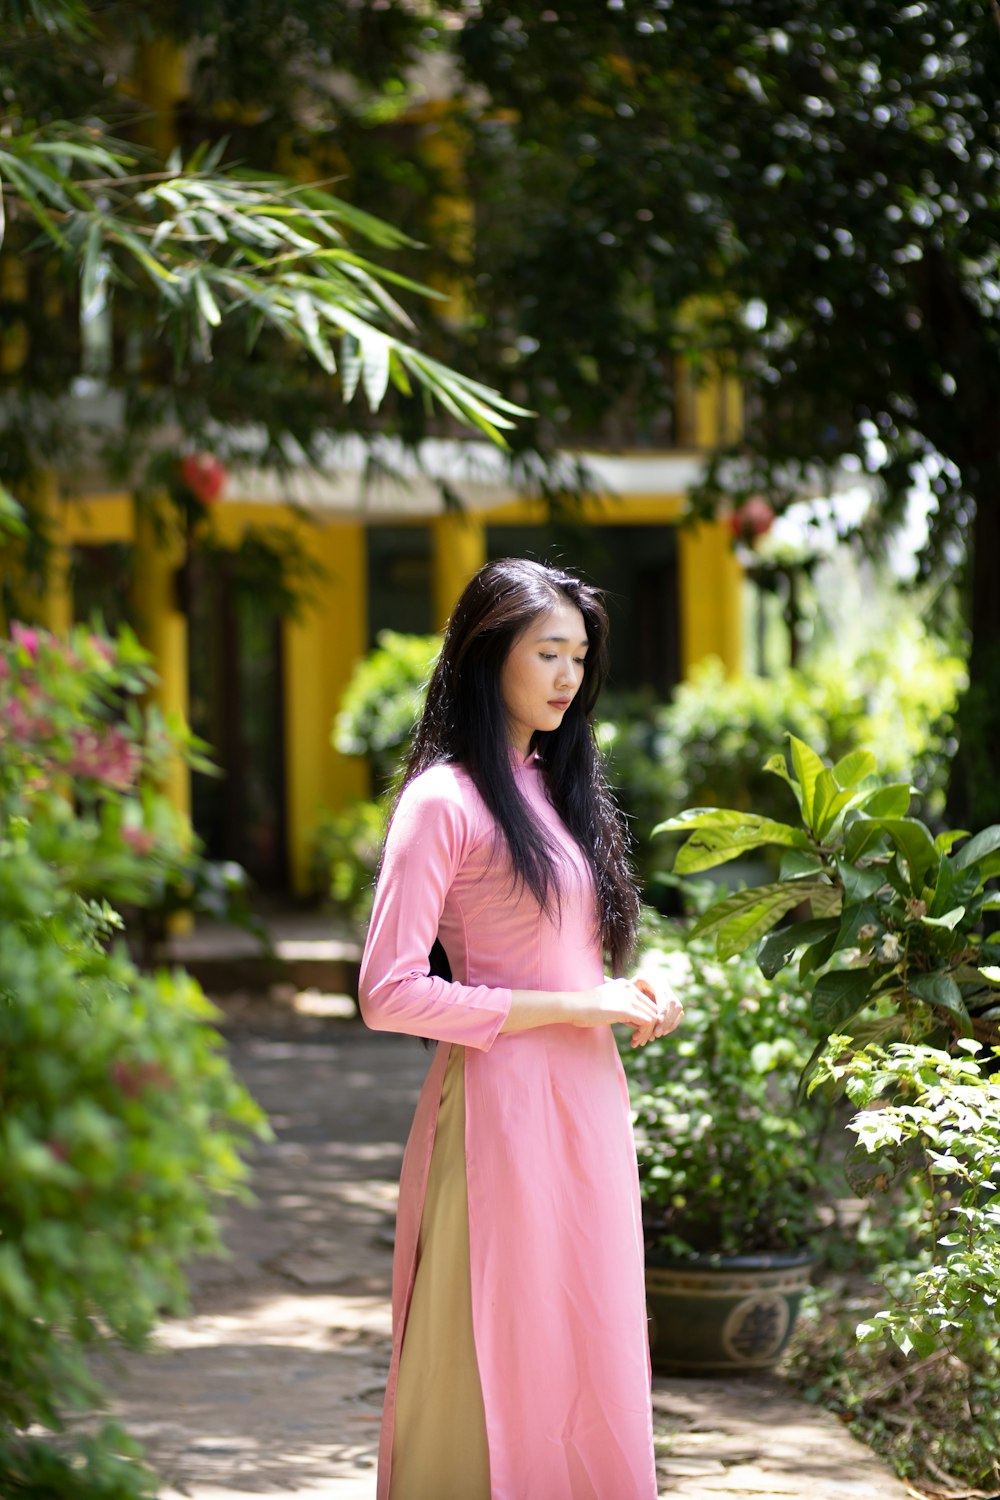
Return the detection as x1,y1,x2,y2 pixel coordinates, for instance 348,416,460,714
283,520,369,895
35,472,73,635
131,497,191,821
131,40,188,161
692,361,743,449
431,512,485,631
678,520,743,676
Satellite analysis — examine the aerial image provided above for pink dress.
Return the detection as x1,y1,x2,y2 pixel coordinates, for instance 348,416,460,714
358,755,657,1500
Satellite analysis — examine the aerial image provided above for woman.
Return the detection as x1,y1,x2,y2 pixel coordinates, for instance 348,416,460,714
358,558,683,1500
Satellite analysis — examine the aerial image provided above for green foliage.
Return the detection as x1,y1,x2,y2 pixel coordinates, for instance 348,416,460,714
788,1280,1000,1497
815,1039,1000,1365
661,734,1000,1489
310,797,386,922
659,735,1000,1068
804,1038,1000,1493
623,910,832,1257
0,622,268,1499
317,629,441,917
333,629,440,788
599,626,964,878
0,14,525,443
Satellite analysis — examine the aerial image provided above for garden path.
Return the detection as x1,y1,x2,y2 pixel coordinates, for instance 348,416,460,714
103,976,913,1500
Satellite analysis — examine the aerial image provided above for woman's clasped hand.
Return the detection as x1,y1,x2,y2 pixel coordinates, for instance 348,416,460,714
577,975,684,1048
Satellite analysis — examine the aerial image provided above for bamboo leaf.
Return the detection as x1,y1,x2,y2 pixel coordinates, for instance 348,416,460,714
340,333,362,403
194,274,221,327
360,330,391,409
80,219,105,320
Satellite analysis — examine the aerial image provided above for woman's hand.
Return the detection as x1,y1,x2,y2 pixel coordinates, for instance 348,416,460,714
629,976,684,1048
573,977,684,1047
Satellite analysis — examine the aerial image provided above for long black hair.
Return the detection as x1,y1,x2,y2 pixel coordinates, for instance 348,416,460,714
398,557,640,974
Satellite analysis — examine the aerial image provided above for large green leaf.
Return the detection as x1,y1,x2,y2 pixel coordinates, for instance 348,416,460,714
656,808,811,873
830,748,878,789
788,735,826,831
952,825,1000,872
757,917,839,980
810,968,876,1030
855,784,913,818
690,881,827,960
836,901,881,950
843,813,890,864
835,859,885,902
907,974,973,1035
779,848,826,879
812,768,861,841
844,816,937,890
799,929,840,979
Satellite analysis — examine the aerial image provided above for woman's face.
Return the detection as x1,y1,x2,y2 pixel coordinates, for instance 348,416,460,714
500,598,589,754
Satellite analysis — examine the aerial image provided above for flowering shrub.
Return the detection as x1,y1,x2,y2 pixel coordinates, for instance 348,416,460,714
0,623,267,1499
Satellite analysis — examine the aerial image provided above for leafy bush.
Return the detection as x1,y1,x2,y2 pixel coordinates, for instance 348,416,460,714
598,619,965,886
624,909,833,1257
792,1038,1000,1495
319,630,440,918
662,736,1000,1493
333,629,440,788
311,797,387,922
662,734,1000,1061
0,623,267,1500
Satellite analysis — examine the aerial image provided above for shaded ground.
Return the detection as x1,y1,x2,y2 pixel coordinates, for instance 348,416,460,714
102,993,912,1499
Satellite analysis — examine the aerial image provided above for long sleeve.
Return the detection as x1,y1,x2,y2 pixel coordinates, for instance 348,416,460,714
358,767,513,1049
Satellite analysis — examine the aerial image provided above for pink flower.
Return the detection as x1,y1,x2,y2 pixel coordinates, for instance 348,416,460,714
122,825,156,856
88,635,117,664
3,696,55,744
10,622,40,658
68,725,141,790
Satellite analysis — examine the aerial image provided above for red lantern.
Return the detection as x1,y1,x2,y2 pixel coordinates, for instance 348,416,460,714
178,452,227,507
729,495,775,542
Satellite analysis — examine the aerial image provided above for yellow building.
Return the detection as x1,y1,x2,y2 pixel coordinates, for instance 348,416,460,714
15,382,744,898
0,36,748,898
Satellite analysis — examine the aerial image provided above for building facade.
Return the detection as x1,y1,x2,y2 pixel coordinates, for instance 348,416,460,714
19,390,743,896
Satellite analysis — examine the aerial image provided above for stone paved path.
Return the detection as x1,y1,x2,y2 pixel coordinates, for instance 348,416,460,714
103,1004,912,1500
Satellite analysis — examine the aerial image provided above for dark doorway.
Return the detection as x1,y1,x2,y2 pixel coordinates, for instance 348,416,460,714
187,554,288,890
70,543,132,634
367,525,433,643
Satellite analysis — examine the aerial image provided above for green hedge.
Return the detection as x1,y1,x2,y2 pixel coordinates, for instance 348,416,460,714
0,623,267,1499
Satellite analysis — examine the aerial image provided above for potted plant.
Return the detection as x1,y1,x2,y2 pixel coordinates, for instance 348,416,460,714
625,908,833,1372
648,733,1000,1413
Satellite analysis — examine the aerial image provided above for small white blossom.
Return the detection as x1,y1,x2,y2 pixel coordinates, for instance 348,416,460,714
878,933,902,963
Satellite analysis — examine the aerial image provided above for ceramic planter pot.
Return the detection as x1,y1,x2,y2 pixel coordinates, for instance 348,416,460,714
645,1248,815,1373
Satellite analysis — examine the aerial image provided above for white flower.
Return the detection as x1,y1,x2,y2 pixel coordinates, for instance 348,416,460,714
878,933,902,963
